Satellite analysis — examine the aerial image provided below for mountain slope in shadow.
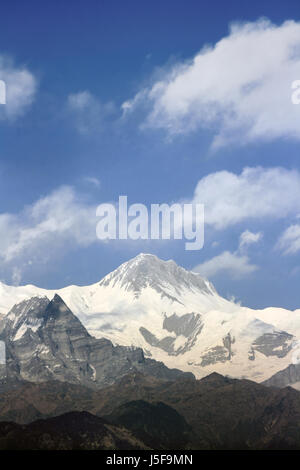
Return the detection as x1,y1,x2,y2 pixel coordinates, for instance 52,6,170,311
0,411,148,450
105,400,191,449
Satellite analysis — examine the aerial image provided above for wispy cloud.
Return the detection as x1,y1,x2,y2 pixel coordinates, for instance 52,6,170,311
83,176,101,188
0,186,99,283
239,230,263,250
67,90,116,134
276,224,300,255
11,267,22,286
124,19,300,148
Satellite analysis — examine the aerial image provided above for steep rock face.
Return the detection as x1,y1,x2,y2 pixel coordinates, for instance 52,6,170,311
0,295,193,388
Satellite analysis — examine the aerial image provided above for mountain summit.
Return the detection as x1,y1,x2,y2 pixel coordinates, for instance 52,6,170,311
99,253,216,300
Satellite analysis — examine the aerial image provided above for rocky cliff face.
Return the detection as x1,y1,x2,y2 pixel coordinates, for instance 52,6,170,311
0,294,193,388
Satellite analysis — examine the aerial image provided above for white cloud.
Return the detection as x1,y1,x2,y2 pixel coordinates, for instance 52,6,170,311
67,90,115,134
190,167,300,230
0,55,37,120
193,227,260,279
239,230,262,250
68,91,92,110
0,186,99,282
125,19,300,147
276,224,300,254
83,176,101,188
193,250,258,279
11,267,22,286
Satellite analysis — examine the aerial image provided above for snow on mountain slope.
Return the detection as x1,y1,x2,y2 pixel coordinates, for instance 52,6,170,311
0,253,300,383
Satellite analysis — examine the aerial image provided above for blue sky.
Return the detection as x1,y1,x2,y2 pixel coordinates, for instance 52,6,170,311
0,0,300,310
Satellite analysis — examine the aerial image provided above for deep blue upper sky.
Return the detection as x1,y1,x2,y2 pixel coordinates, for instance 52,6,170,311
0,0,300,310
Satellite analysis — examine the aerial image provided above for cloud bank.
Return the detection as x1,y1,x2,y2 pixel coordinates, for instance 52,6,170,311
1,165,298,283
124,19,300,147
190,166,300,229
194,250,258,279
0,186,98,283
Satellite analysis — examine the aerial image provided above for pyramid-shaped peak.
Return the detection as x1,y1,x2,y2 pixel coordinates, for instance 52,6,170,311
132,253,179,267
45,293,75,318
52,293,67,305
99,253,216,297
200,372,233,386
134,253,157,259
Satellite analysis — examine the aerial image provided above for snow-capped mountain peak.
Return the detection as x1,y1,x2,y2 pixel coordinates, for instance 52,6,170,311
99,253,216,301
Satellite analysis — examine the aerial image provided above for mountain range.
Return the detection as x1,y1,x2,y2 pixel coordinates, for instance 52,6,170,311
0,267,299,449
0,253,299,387
1,372,300,449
